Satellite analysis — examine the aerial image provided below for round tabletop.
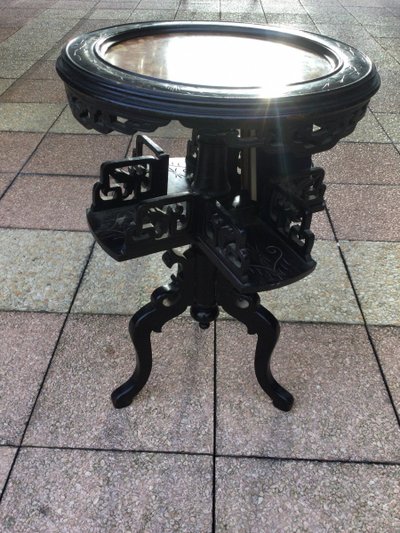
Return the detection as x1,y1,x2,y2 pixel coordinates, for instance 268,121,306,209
56,21,380,137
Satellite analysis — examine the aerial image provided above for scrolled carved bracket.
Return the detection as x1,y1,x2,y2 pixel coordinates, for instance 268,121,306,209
198,199,316,293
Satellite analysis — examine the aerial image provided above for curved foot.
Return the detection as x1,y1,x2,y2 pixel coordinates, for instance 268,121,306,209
112,378,144,409
112,256,192,408
217,281,294,412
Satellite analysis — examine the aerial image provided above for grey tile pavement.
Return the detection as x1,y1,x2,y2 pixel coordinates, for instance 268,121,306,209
0,174,96,231
216,458,400,533
0,448,16,495
370,326,400,412
216,321,400,461
261,241,362,324
0,311,65,445
0,1,399,531
0,448,213,533
341,241,400,326
0,228,93,312
24,315,214,453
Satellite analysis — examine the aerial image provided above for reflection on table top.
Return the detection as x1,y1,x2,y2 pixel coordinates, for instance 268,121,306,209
103,32,335,92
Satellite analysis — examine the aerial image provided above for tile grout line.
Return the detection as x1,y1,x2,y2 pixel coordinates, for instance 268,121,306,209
0,103,68,202
324,205,400,427
2,442,399,468
0,240,96,506
211,319,217,533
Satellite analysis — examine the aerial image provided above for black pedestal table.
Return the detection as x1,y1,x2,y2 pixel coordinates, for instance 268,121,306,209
57,22,380,411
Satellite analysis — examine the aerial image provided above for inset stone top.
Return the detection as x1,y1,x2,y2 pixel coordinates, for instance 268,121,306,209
103,32,335,91
57,21,380,136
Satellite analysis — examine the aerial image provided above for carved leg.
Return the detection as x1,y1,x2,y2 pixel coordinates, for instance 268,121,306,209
217,279,294,411
112,250,193,408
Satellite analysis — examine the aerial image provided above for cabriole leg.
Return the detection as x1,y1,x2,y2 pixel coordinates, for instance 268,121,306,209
217,279,294,411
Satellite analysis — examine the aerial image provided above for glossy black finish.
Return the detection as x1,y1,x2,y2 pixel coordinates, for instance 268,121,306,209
56,22,380,412
112,247,292,411
56,21,380,135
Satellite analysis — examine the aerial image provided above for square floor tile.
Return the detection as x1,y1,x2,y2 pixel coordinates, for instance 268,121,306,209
21,60,59,80
370,326,400,412
178,10,221,21
375,112,400,143
0,27,20,42
88,8,132,19
0,103,64,132
24,315,214,452
0,448,16,494
49,106,102,135
0,172,16,196
341,241,400,326
0,59,36,79
260,240,362,324
150,137,188,157
72,245,171,315
23,133,131,176
312,209,334,240
216,458,400,532
128,10,179,21
343,110,391,143
0,228,93,312
326,184,400,241
0,79,67,104
216,322,400,460
0,448,213,533
0,131,44,172
0,311,65,445
0,174,96,230
314,142,400,185
0,79,15,97
369,87,400,113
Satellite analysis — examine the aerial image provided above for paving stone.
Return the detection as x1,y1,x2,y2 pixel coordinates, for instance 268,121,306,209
341,241,400,326
0,79,15,96
0,59,36,78
343,110,391,144
314,142,400,185
72,245,172,315
0,131,44,172
366,24,400,38
216,321,400,460
0,228,93,312
0,172,16,196
216,457,400,533
128,10,177,22
266,13,313,25
326,184,400,241
0,448,16,494
312,209,334,240
0,174,95,230
259,240,362,324
0,448,213,533
0,79,67,103
23,133,131,176
21,60,59,80
0,27,20,42
221,12,268,23
375,112,400,143
50,106,103,134
88,9,132,20
177,10,221,21
370,326,400,412
0,311,65,445
0,103,64,132
24,315,214,453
